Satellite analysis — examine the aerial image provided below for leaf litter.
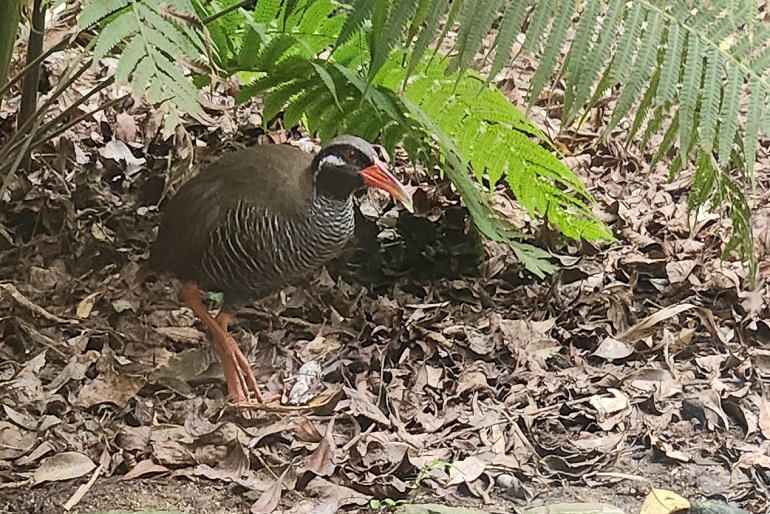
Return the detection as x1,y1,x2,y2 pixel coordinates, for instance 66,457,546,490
1,8,770,514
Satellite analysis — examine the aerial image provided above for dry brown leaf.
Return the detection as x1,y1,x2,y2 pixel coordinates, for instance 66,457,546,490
300,418,336,477
340,387,390,426
76,292,100,318
445,456,486,487
589,389,630,417
665,260,696,284
154,326,206,342
0,422,37,460
2,404,38,430
736,450,770,469
47,351,100,393
32,452,96,485
594,337,634,360
121,459,170,480
0,284,78,325
63,463,103,510
251,466,290,514
640,488,690,514
456,371,489,395
758,396,770,439
115,112,137,143
74,371,145,408
291,417,323,443
8,352,47,403
15,441,55,467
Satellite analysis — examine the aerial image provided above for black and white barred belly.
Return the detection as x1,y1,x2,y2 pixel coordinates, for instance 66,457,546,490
198,195,355,298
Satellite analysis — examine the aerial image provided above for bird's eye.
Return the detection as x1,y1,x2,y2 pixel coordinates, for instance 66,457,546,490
345,150,356,161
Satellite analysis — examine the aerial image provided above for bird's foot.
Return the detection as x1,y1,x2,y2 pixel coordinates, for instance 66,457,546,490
215,333,278,405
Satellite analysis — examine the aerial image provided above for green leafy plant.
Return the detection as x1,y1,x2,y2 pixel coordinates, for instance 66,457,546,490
195,0,610,275
75,0,770,280
79,0,210,132
357,0,768,280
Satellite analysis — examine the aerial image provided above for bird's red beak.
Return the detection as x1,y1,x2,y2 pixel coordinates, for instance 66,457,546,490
360,158,414,213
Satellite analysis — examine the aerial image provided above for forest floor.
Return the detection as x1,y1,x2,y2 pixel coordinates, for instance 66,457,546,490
2,12,770,514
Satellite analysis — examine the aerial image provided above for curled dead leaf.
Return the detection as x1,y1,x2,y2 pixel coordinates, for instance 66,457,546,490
640,488,690,514
32,452,96,485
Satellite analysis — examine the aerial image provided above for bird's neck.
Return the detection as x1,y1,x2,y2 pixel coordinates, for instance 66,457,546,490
311,189,354,216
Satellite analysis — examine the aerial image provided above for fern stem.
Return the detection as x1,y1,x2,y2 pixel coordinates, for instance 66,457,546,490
201,0,256,25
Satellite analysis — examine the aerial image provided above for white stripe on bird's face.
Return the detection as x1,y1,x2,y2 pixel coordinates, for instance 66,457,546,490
319,154,346,168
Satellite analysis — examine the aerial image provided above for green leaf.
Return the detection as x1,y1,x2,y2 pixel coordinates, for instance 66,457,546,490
698,47,722,151
486,0,530,86
311,62,342,110
717,66,742,167
679,32,702,164
527,0,572,108
743,77,763,190
79,0,130,28
335,0,377,48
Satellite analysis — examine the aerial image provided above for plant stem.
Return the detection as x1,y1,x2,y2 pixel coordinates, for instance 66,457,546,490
201,0,256,25
0,30,77,102
18,0,46,172
0,0,22,94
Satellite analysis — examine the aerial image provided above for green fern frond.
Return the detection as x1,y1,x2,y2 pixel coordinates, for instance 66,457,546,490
298,0,337,34
743,77,763,189
391,57,609,241
486,0,530,86
627,62,661,144
254,0,283,24
698,48,722,151
405,0,448,79
521,0,555,55
527,0,571,108
656,23,684,105
261,80,304,121
93,14,138,60
368,0,418,80
564,0,624,125
717,67,742,166
678,32,702,164
335,0,377,48
81,0,206,121
562,0,597,82
605,10,661,134
608,1,643,83
79,0,130,28
311,62,342,110
448,0,501,75
650,110,679,172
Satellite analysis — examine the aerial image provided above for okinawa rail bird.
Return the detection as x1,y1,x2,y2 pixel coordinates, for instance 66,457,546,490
149,136,413,404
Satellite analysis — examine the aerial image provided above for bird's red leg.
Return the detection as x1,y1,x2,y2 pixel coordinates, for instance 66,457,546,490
214,311,264,402
182,283,265,403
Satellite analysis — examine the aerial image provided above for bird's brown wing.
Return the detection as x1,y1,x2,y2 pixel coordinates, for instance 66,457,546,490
149,144,314,281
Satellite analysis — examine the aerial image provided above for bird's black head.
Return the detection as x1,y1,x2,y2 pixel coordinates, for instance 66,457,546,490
312,135,413,211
